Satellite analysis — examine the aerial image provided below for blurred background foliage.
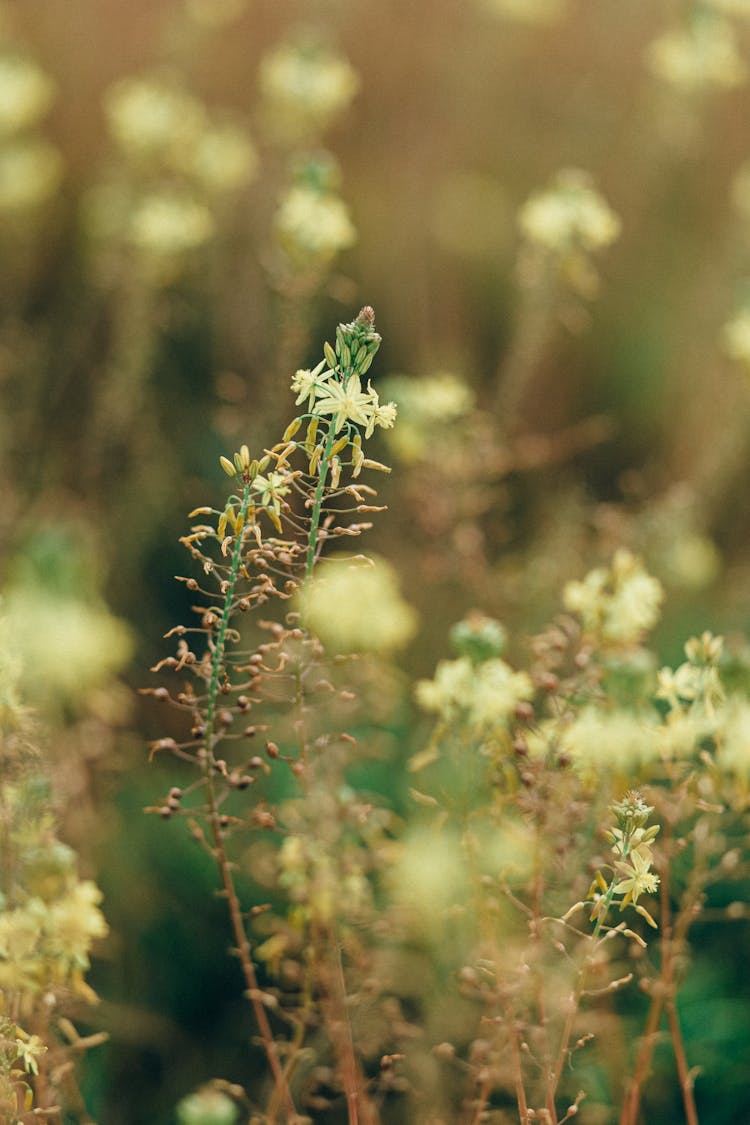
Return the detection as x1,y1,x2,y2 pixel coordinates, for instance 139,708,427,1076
3,0,750,1120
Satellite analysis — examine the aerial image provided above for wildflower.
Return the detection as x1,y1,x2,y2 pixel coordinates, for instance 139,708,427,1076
613,847,660,907
0,55,55,135
259,39,359,137
717,697,750,782
450,612,507,663
184,120,258,195
299,555,417,655
722,307,750,368
13,1033,46,1076
176,1085,240,1125
563,550,663,646
0,138,62,211
104,74,206,159
290,358,331,410
647,17,746,92
415,655,533,731
373,400,398,430
380,372,474,461
252,471,290,514
519,169,621,254
557,707,660,780
275,184,356,263
129,191,214,257
6,587,133,714
313,373,375,434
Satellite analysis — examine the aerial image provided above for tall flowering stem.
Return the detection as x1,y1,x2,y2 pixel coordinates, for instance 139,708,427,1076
144,308,397,1124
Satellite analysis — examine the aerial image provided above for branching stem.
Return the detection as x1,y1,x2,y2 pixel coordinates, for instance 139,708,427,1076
201,480,298,1123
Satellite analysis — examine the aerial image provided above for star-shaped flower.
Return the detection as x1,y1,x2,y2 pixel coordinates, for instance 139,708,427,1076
291,358,332,412
313,373,376,433
614,847,659,907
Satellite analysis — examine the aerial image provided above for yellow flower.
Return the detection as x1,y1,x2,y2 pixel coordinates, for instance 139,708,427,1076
647,18,746,92
519,169,621,254
182,120,258,195
313,373,375,434
104,74,206,158
614,848,659,906
275,185,356,263
0,139,62,212
0,55,55,135
259,40,359,137
129,191,214,257
300,555,417,655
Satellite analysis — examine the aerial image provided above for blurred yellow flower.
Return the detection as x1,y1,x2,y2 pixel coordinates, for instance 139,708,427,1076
647,18,746,92
519,169,621,254
129,191,214,257
5,589,133,714
182,120,258,195
275,185,356,263
722,306,750,366
415,654,532,731
260,39,359,138
563,550,663,646
0,55,55,135
0,138,62,211
300,555,418,655
104,74,206,160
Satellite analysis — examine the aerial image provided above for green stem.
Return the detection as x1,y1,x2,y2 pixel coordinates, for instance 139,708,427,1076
205,482,251,736
305,423,336,579
201,479,298,1123
548,843,632,1113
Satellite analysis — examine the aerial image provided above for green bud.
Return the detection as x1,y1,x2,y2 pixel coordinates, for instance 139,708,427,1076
450,613,507,664
176,1087,239,1125
358,351,375,376
324,341,337,369
220,456,237,477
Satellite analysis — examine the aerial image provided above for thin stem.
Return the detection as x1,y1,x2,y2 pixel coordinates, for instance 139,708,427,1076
666,998,699,1125
201,480,297,1123
548,854,628,1116
314,923,378,1125
305,423,336,579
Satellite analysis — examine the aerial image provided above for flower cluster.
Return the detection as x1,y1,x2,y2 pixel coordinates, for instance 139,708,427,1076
378,371,475,461
605,791,660,914
416,654,533,733
647,16,746,93
300,555,418,655
519,168,621,256
259,34,359,141
96,70,257,274
656,631,725,715
291,308,397,437
275,181,356,265
563,548,664,646
517,167,621,298
0,50,61,213
0,630,108,1115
